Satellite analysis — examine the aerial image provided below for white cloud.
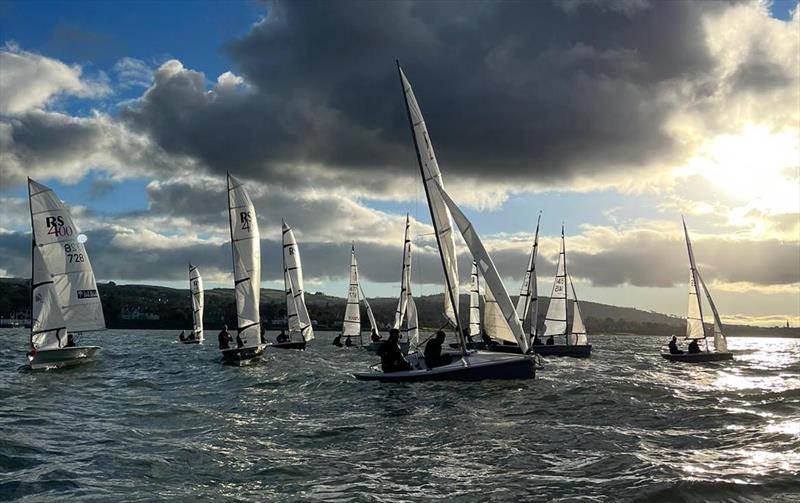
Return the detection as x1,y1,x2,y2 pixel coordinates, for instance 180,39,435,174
113,57,153,89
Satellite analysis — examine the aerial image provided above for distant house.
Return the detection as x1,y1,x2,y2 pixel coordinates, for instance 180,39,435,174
0,311,31,328
120,306,160,321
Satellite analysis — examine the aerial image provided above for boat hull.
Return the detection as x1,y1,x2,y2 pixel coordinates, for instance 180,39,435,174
269,340,307,350
363,341,410,355
353,351,535,382
28,346,100,370
487,344,593,358
661,352,733,363
221,345,267,366
179,339,201,345
449,341,487,350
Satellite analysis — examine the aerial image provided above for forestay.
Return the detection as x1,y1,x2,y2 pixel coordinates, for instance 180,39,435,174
226,174,261,348
433,183,529,353
283,221,314,342
189,264,204,342
342,245,361,338
468,262,481,338
543,226,568,338
393,215,412,329
516,213,541,337
398,65,459,328
28,179,105,339
682,217,706,340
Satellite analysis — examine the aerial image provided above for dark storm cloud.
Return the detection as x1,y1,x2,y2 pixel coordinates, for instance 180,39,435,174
117,0,737,187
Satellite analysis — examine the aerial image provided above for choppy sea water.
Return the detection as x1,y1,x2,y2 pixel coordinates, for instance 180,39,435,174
1,330,798,502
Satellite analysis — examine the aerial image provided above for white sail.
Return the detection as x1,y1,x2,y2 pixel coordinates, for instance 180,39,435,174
393,215,412,329
405,293,419,347
342,244,361,337
226,174,261,348
360,286,379,335
30,245,68,350
283,221,314,342
433,183,529,353
567,274,588,346
697,272,728,353
483,285,518,345
516,213,541,337
28,178,105,335
682,217,706,340
543,226,568,338
399,65,459,328
468,261,481,337
189,264,204,342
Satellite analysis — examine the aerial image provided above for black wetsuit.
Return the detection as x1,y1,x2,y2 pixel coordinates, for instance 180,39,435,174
236,333,244,348
345,336,353,347
532,336,543,345
218,331,231,349
481,332,496,346
371,332,381,342
332,335,343,347
424,338,452,369
276,332,289,343
377,340,412,372
668,340,683,354
546,336,555,345
687,340,701,354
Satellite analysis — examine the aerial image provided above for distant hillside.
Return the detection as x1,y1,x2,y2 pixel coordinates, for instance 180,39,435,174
1,277,796,337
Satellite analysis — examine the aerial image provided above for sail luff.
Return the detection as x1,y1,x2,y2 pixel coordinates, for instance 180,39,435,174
469,261,481,337
543,226,568,338
568,274,588,346
433,183,529,353
682,217,706,340
397,63,464,354
189,264,204,342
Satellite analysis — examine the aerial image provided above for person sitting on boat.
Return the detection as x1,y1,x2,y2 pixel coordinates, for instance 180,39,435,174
377,329,412,373
332,334,343,347
236,331,244,348
481,330,496,347
345,335,353,347
424,330,453,369
218,325,231,349
276,329,290,344
687,339,701,354
546,335,555,345
65,333,76,347
532,334,543,345
179,330,186,342
370,328,382,342
668,335,683,354
463,328,475,343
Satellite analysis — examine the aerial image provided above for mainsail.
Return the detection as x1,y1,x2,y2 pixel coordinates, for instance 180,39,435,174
28,178,105,350
697,272,728,353
360,286,379,335
283,221,314,342
393,215,412,329
682,217,706,340
226,174,261,349
342,244,362,339
468,261,481,337
433,183,529,353
516,213,541,337
398,64,459,330
404,292,419,347
189,264,204,342
543,225,568,339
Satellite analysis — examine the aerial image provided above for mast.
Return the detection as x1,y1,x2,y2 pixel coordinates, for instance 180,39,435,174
27,178,34,349
397,61,466,356
517,212,541,338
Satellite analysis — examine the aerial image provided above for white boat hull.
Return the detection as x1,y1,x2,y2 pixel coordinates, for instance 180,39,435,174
28,346,100,370
353,350,535,382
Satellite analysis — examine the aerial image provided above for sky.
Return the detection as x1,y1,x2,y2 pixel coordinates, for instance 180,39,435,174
0,0,798,327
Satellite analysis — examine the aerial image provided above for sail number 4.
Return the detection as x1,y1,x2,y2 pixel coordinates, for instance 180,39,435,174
46,216,73,237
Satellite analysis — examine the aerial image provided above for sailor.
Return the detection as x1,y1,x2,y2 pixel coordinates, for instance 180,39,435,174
532,334,543,345
424,330,453,369
218,325,231,349
260,324,268,345
236,331,244,348
481,330,496,347
687,339,701,354
668,335,683,354
345,335,353,347
370,328,382,342
332,334,343,347
178,330,186,342
463,328,475,343
546,335,555,345
276,329,290,344
65,333,76,347
377,329,412,373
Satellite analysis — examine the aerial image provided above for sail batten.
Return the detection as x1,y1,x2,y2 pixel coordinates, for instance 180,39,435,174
283,221,314,342
227,174,261,348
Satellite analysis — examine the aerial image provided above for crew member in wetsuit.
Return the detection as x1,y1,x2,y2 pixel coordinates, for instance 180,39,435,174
668,335,683,354
65,333,76,347
687,339,701,354
463,328,475,344
218,325,231,349
236,331,244,348
424,330,453,369
276,328,290,343
546,335,555,345
332,334,343,347
178,330,186,342
377,329,412,373
370,328,382,342
481,330,496,347
345,335,353,347
532,334,543,345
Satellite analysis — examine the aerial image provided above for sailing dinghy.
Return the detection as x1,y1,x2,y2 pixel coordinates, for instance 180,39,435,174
273,221,315,350
26,178,105,370
449,261,487,350
222,174,266,365
180,264,203,344
354,63,534,382
661,218,733,362
339,243,363,348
